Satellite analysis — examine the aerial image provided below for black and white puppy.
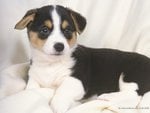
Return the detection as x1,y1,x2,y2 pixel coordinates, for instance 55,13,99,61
15,5,150,113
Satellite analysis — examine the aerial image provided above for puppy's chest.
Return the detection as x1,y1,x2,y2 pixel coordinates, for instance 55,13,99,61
29,61,75,88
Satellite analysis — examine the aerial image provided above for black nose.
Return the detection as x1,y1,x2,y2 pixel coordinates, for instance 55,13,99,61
54,43,64,52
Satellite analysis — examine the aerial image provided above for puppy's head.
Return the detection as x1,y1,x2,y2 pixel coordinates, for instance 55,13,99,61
15,5,86,56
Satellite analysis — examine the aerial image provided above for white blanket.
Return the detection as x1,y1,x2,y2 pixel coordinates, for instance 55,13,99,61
0,87,150,113
0,63,150,113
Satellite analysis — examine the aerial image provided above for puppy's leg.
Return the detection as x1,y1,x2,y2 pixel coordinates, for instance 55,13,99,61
98,74,139,102
26,77,40,89
51,77,85,113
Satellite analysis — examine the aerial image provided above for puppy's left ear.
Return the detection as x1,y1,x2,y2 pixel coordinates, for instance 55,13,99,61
67,8,86,34
15,9,37,30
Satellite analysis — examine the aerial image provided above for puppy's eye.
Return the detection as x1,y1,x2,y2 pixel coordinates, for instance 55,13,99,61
39,26,51,39
40,26,49,34
63,28,72,35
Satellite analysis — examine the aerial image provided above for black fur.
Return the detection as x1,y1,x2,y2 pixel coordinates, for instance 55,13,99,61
71,45,150,98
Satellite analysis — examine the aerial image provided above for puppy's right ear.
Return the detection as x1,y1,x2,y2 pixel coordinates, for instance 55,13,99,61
67,8,86,34
15,9,37,30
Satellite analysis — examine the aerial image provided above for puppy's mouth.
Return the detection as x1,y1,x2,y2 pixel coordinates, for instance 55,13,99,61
41,49,64,56
49,51,64,56
52,52,63,56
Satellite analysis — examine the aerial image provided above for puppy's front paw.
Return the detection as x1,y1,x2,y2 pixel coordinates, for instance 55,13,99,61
51,96,72,113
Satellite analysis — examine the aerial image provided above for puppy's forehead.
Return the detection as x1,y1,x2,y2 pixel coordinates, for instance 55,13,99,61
55,5,75,26
33,5,74,28
36,6,54,22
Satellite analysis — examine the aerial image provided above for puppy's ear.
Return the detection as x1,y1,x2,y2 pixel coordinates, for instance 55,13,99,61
67,8,86,34
15,9,37,30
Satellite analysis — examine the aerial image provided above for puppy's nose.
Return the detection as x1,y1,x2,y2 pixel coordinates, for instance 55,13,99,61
54,43,64,52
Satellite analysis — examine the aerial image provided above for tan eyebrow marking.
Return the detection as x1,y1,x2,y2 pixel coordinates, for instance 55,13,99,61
62,20,69,29
44,20,52,29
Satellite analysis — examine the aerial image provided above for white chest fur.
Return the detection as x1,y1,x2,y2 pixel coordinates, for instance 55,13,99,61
28,57,75,89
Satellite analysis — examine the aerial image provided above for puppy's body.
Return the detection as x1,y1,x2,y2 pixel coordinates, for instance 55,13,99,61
28,43,150,96
72,45,150,98
2,5,149,113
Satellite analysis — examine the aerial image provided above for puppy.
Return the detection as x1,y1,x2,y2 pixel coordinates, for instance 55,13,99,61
14,5,150,113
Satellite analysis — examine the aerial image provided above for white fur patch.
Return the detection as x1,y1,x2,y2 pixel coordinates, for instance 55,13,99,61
119,73,139,91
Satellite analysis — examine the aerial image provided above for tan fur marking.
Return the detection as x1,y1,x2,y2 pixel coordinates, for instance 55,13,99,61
62,20,69,29
44,20,52,29
29,31,46,49
70,13,81,34
67,32,77,47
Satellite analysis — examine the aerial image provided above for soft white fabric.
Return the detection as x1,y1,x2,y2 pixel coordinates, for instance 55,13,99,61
138,92,150,113
0,87,149,113
0,64,150,113
0,88,54,113
0,62,29,98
